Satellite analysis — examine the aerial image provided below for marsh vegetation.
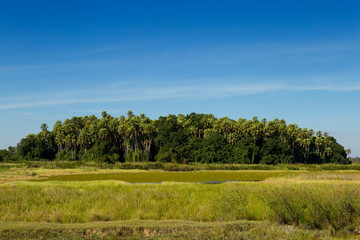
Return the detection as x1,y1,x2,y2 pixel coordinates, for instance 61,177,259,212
1,163,360,239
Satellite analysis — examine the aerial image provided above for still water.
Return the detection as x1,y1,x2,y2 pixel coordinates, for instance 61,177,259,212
34,171,294,183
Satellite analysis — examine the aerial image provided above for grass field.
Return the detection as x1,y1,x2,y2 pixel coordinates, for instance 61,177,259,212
0,220,334,240
1,162,360,239
2,220,338,240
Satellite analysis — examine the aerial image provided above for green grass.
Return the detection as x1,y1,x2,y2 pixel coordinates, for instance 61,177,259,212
32,169,360,183
2,165,360,239
3,161,360,171
1,181,360,235
34,170,295,182
0,220,334,240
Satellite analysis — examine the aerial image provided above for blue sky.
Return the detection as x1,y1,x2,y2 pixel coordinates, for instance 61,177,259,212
0,1,359,156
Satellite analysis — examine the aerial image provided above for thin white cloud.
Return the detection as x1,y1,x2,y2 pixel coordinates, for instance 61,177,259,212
0,59,128,72
1,82,360,110
15,111,36,116
221,84,360,93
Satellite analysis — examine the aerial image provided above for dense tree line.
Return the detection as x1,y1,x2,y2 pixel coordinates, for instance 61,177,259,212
0,111,351,164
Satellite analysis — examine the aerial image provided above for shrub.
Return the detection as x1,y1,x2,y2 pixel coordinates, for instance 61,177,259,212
262,185,307,225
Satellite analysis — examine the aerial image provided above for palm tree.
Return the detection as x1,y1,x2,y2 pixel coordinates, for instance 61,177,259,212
53,121,64,156
215,117,235,142
345,148,351,156
140,115,155,155
315,131,323,156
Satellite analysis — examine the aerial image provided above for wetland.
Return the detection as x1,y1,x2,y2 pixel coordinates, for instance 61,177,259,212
2,162,360,239
34,170,294,183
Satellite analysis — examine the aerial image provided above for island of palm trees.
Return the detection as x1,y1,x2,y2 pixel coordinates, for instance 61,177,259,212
0,111,350,164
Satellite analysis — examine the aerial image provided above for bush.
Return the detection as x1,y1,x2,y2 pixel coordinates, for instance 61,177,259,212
260,155,279,165
262,184,360,232
262,186,308,225
306,185,360,231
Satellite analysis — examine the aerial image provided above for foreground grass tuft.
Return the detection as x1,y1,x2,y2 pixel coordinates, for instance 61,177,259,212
0,220,330,240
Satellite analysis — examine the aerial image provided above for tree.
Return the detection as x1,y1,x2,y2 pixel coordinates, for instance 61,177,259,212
7,111,350,165
345,149,351,156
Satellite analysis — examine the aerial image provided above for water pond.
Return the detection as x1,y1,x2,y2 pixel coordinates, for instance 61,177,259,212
34,171,296,183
